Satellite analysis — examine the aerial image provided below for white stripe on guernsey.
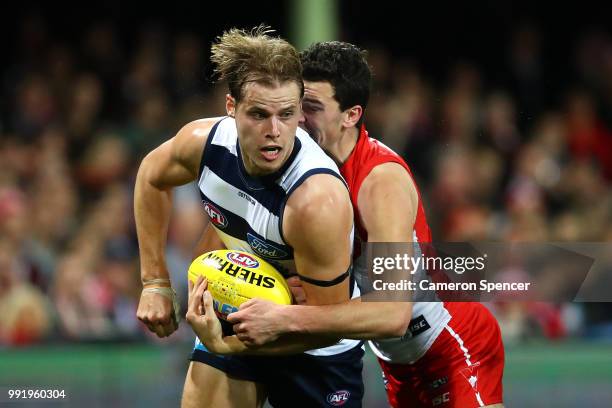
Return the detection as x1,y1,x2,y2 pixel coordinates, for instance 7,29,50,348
199,167,284,245
444,325,485,407
444,325,472,366
210,119,238,155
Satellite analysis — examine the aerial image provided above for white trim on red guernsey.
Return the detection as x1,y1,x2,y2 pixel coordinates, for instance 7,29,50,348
444,324,485,407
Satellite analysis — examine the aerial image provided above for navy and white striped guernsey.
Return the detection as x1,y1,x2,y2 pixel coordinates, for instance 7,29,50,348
197,117,361,357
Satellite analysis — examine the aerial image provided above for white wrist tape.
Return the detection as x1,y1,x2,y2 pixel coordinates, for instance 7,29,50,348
142,278,172,286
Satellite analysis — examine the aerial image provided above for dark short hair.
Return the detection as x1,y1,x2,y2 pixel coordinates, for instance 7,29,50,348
211,26,303,102
300,41,371,127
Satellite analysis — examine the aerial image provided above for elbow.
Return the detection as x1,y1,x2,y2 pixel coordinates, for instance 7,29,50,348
136,153,155,189
386,321,408,338
384,303,413,338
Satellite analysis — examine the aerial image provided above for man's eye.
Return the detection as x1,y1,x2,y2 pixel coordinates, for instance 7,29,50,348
303,104,321,113
250,112,266,119
281,111,294,118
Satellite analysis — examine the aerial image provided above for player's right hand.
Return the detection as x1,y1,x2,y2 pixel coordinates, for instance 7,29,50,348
137,286,178,338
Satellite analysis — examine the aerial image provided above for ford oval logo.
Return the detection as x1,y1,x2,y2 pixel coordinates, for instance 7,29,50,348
247,233,289,259
203,201,228,229
227,252,259,269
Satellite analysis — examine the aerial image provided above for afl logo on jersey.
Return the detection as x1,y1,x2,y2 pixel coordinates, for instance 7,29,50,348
327,390,350,406
203,201,227,229
227,252,260,269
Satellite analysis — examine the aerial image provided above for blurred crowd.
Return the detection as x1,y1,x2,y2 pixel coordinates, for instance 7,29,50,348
1,16,610,347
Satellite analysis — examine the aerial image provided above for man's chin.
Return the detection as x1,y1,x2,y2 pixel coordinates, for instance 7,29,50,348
251,159,283,177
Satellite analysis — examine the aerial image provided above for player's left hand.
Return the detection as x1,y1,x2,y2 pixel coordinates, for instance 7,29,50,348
185,276,246,355
227,299,290,346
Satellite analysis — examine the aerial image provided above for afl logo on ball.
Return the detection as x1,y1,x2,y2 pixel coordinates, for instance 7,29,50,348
327,390,350,406
203,202,227,228
227,252,260,269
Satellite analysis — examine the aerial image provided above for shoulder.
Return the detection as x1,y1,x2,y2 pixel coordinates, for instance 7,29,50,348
169,117,225,170
287,173,350,217
360,162,417,200
363,161,413,183
172,118,224,155
283,174,352,243
346,136,404,184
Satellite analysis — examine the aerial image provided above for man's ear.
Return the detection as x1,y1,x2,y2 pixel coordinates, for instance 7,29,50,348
343,105,363,128
226,94,236,117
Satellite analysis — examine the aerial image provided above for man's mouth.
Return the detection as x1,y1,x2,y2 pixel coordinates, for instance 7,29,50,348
260,146,282,161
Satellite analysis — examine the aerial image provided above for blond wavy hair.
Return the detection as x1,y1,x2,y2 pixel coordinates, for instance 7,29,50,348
210,25,303,102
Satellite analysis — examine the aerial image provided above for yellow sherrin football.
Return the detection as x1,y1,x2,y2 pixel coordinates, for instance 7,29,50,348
188,250,292,320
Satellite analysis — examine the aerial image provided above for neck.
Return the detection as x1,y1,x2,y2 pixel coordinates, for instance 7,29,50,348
326,126,360,166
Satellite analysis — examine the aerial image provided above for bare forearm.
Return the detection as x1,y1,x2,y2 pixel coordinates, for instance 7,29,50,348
285,298,412,339
134,164,173,281
228,299,412,355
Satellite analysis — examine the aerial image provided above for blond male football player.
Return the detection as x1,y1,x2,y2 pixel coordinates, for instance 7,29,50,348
135,29,364,408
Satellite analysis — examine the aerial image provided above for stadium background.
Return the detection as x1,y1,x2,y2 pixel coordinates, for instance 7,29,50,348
1,0,611,406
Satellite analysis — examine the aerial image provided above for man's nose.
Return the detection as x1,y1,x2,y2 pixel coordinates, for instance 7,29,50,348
267,116,281,138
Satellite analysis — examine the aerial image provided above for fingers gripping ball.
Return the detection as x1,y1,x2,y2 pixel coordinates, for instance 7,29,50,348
188,250,292,322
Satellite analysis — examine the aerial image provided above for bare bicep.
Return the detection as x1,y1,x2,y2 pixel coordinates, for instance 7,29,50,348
283,175,353,305
358,163,418,242
143,119,214,190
